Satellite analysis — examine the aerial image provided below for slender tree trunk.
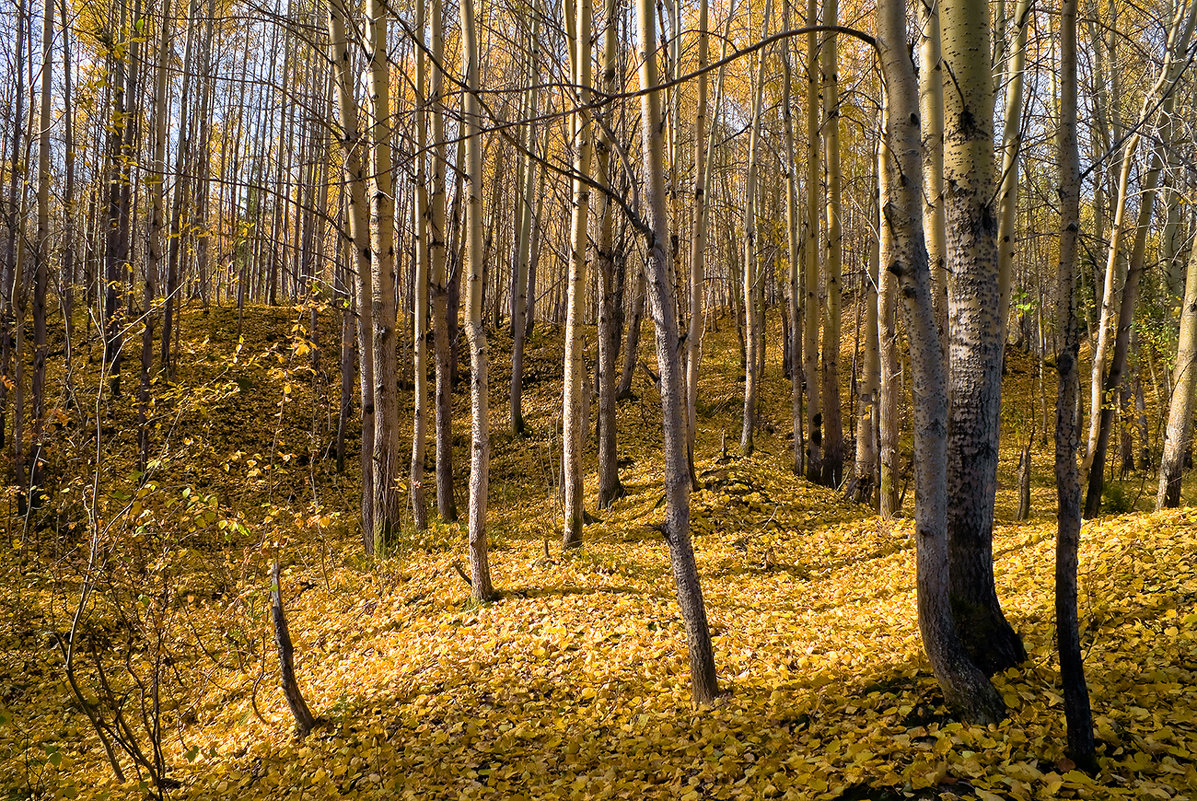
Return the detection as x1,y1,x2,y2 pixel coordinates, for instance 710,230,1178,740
410,0,430,531
367,0,401,548
31,0,54,491
802,0,822,481
270,561,318,736
161,0,198,377
509,6,540,437
104,0,139,401
995,0,1032,335
1157,244,1197,509
819,0,843,487
337,252,353,474
327,0,377,549
562,0,596,548
917,0,948,349
739,0,772,457
878,134,900,518
459,0,495,601
1,0,27,451
635,0,718,704
595,0,625,509
429,0,457,522
140,0,173,472
1053,0,1096,768
849,149,880,506
780,0,802,473
685,0,716,475
617,271,645,400
59,0,76,391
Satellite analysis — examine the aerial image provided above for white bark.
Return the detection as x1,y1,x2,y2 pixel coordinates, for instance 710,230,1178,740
459,0,494,601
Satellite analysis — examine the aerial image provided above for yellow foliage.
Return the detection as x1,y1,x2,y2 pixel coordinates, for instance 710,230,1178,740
0,307,1195,800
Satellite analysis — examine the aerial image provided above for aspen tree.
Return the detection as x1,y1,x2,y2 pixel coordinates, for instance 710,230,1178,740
459,0,495,600
103,0,141,400
1,0,26,449
410,0,430,531
140,0,173,470
848,131,880,506
595,0,626,509
31,0,54,491
1085,3,1196,476
562,0,595,548
1157,245,1197,509
327,0,377,548
616,270,645,400
739,0,772,457
940,0,1025,674
685,0,717,473
877,134,900,519
780,0,803,474
510,1,540,437
429,0,457,522
819,0,843,486
160,0,199,375
367,0,402,547
634,0,718,703
1084,3,1197,516
191,0,217,307
803,0,822,481
877,0,1004,723
59,0,77,375
995,0,1032,334
916,0,947,347
1053,0,1096,768
1160,184,1185,299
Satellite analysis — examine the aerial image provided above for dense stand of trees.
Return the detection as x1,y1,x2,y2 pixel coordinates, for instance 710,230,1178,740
5,0,1197,773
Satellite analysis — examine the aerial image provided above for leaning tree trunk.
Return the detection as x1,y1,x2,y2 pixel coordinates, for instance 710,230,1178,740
877,0,1005,724
634,0,719,704
459,0,495,601
1053,0,1097,769
940,0,1025,675
1157,243,1197,509
271,562,318,737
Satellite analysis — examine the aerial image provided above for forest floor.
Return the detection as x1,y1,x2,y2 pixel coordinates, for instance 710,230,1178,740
1,303,1196,800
